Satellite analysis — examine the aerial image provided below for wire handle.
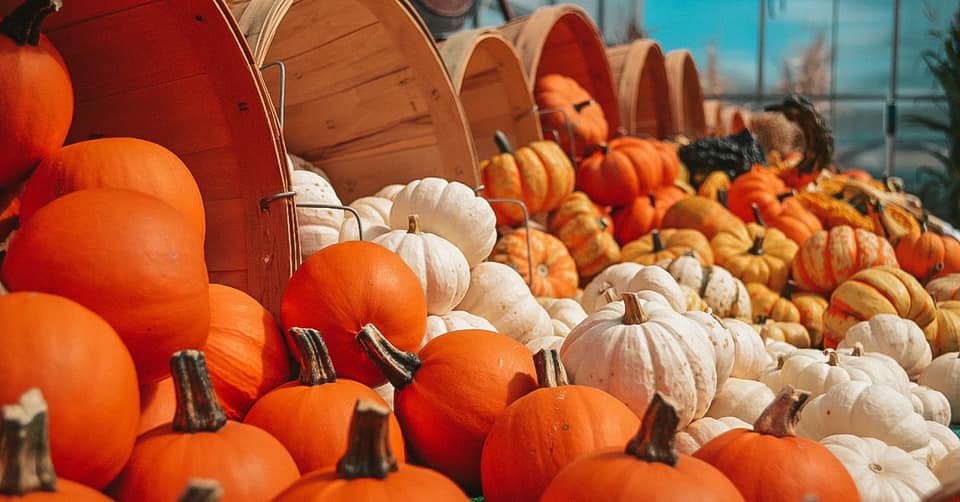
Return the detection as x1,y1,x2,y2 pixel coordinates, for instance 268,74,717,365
484,195,535,290
536,106,578,162
258,191,364,241
260,60,287,130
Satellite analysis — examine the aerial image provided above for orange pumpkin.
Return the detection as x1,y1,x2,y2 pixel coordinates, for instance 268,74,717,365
112,351,300,502
894,219,960,283
359,326,537,495
535,74,608,156
622,228,714,266
794,190,874,231
273,400,469,502
765,197,824,246
792,225,899,294
281,241,427,387
203,284,293,420
138,377,175,436
0,0,73,187
20,138,207,240
869,200,922,241
547,191,620,279
480,350,640,502
694,387,860,502
0,292,139,489
661,196,750,241
480,131,575,225
613,186,688,245
725,165,787,223
1,188,211,384
0,182,21,243
540,394,745,502
0,389,115,501
490,228,578,298
711,205,798,292
244,328,404,473
576,137,679,206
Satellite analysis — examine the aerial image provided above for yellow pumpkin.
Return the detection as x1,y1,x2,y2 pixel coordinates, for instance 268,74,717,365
547,191,620,279
621,228,713,266
711,206,798,292
924,300,960,357
758,319,811,348
747,283,800,323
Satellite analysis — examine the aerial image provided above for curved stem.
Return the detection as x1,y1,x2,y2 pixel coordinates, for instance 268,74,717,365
825,350,840,367
493,130,514,155
751,203,767,227
407,214,422,235
534,349,568,388
0,388,56,495
748,234,766,255
356,324,421,390
0,0,61,46
572,99,594,113
171,350,227,433
850,342,864,357
289,327,337,386
601,283,619,304
648,192,657,208
599,143,609,155
336,400,398,480
781,280,797,299
622,292,650,324
753,386,810,438
651,229,664,252
717,188,729,208
177,479,223,502
624,393,679,466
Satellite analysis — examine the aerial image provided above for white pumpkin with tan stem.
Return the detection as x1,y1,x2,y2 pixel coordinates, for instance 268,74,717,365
580,262,644,313
422,310,496,348
338,194,393,242
389,178,497,268
676,416,751,455
838,315,932,380
706,378,776,424
837,344,912,396
456,262,553,344
657,254,752,319
538,297,587,337
765,349,872,398
918,352,960,422
626,266,686,312
910,383,952,426
291,169,344,257
725,318,771,380
683,311,735,389
821,434,940,502
373,215,470,316
560,292,718,427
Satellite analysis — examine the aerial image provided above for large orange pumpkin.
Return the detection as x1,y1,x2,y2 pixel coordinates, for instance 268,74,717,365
694,387,860,502
273,400,469,502
540,394,745,502
203,284,293,420
358,326,537,495
480,131,574,225
112,351,299,502
547,191,620,278
725,165,787,223
20,138,207,240
244,328,404,473
894,220,960,283
0,292,139,489
480,350,640,502
281,240,427,387
2,188,211,384
138,377,175,436
535,74,608,157
661,196,750,241
490,228,578,298
613,186,688,244
792,225,899,294
0,0,73,187
576,137,679,207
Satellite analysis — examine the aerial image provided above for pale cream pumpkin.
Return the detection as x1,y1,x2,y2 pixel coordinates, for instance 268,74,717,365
909,383,952,426
373,215,470,316
579,262,644,314
291,169,344,257
763,349,870,397
560,292,718,427
524,335,565,354
706,378,776,424
675,416,751,455
838,315,932,380
926,273,960,302
681,284,709,311
683,311,735,389
918,352,960,423
338,194,393,242
765,338,799,361
456,262,553,344
926,420,960,468
836,344,912,396
422,310,496,348
389,177,497,268
373,184,404,200
725,318,771,380
287,153,329,181
657,254,752,319
625,265,686,312
821,434,940,502
537,297,587,337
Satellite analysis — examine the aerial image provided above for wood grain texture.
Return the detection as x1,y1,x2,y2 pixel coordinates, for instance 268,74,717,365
665,49,707,139
606,39,672,138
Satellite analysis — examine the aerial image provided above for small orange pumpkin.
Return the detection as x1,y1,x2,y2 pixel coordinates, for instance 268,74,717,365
622,228,714,266
547,191,620,279
535,74,608,157
894,218,960,283
661,196,750,241
576,137,679,207
613,186,688,245
490,228,579,298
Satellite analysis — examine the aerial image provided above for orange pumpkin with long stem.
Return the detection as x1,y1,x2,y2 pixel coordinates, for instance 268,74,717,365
540,394,745,502
273,400,468,501
490,228,578,298
576,137,679,206
613,186,688,245
694,386,860,502
358,326,537,495
244,328,404,473
0,0,73,187
894,217,960,283
547,191,620,279
535,74,608,157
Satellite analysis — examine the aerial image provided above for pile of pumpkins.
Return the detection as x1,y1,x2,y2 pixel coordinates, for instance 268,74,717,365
6,1,960,501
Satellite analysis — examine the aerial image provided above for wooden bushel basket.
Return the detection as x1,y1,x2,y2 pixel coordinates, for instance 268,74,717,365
0,0,296,315
721,105,751,134
439,28,542,161
665,49,707,139
499,4,621,141
606,39,673,138
704,99,722,135
227,0,480,201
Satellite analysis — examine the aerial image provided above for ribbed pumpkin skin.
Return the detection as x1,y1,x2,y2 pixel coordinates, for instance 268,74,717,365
661,196,749,241
712,223,797,292
490,228,578,298
535,74,608,157
0,481,114,502
694,429,860,502
204,284,293,420
480,140,574,225
622,228,714,266
927,301,960,356
928,274,960,302
765,198,823,247
726,166,786,223
20,138,206,239
1,188,211,384
548,191,620,278
0,292,139,490
613,186,688,245
792,226,898,294
895,229,960,282
576,137,679,207
748,283,800,323
480,385,640,502
273,465,469,501
281,241,427,387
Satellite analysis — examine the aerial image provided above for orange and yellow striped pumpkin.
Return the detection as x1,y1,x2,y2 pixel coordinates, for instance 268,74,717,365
491,228,579,298
791,225,898,295
547,191,620,279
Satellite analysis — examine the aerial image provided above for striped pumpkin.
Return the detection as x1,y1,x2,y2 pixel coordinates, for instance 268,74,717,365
547,191,620,279
791,226,898,294
491,228,579,298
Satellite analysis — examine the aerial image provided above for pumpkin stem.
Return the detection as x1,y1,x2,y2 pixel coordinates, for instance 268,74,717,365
572,99,594,113
171,350,227,433
177,479,223,502
601,283,620,304
599,143,609,155
648,192,657,208
493,130,514,155
825,349,840,367
290,327,337,386
751,203,767,227
0,0,60,46
775,354,786,370
0,388,56,495
534,349,569,388
336,400,399,480
622,292,650,324
651,229,664,252
406,214,422,235
356,324,421,390
752,385,811,438
851,342,864,357
717,188,729,208
748,234,766,255
756,313,768,324
776,190,797,202
923,262,945,284
781,280,796,299
623,393,679,466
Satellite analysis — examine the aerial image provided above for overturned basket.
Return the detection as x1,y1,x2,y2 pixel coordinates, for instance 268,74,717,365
606,38,673,138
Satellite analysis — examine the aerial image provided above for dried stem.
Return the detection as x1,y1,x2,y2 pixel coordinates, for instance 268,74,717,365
336,400,399,480
356,324,421,390
171,350,227,433
753,386,811,438
624,394,679,466
289,327,337,386
534,349,568,388
0,389,56,495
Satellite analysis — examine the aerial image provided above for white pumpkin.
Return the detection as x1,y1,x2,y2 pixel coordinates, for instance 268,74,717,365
683,311,735,389
525,335,565,354
837,344,912,396
373,215,470,316
291,169,344,257
926,273,960,302
338,195,393,242
918,352,960,422
764,338,799,361
373,184,404,201
560,292,718,427
580,262,644,314
538,297,587,338
934,447,960,484
657,255,751,319
910,383,952,426
798,381,930,453
838,315,932,380
456,262,553,344
626,265,686,312
422,310,496,348
389,178,496,268
821,434,940,502
725,318,771,380
287,153,329,182
927,420,960,468
760,348,831,392
675,416,751,455
706,378,775,424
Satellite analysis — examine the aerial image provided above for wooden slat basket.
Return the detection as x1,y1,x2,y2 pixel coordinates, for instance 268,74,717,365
0,0,296,315
606,39,673,138
665,49,707,139
721,105,751,135
439,28,542,161
227,0,480,201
